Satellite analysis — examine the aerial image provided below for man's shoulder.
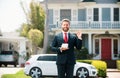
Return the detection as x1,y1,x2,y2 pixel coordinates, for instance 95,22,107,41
69,33,76,37
56,32,62,36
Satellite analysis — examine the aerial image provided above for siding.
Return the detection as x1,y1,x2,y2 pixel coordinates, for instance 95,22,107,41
46,0,80,3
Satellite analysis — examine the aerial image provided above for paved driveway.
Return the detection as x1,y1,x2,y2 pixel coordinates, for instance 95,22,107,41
0,66,120,78
0,67,23,78
107,72,120,78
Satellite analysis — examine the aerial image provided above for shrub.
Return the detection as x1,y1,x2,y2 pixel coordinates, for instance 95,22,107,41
77,60,107,77
117,60,120,70
92,60,107,77
75,47,89,59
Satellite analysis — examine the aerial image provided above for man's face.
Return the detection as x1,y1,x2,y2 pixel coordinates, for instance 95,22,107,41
61,21,70,32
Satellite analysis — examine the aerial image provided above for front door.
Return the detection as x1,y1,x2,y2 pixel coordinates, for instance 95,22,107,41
101,39,111,60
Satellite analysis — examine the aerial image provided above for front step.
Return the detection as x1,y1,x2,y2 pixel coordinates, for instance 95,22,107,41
102,60,116,68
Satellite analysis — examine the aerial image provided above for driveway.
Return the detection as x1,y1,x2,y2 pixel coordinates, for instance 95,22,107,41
0,65,23,78
107,72,120,78
0,66,120,78
107,69,120,78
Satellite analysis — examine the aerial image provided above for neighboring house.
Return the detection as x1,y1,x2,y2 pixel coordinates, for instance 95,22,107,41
41,0,120,62
0,32,30,66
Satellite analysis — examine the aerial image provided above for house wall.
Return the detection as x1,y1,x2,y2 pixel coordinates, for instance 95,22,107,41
48,4,120,24
45,0,120,60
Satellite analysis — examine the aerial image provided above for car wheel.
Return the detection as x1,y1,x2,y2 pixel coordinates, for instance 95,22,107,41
14,64,16,67
29,67,42,78
76,67,89,78
4,64,7,67
0,64,2,67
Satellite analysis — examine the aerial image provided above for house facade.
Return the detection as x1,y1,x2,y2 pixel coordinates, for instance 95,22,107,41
0,32,29,66
41,0,120,60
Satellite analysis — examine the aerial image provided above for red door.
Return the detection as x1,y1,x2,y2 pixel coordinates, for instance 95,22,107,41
101,39,111,60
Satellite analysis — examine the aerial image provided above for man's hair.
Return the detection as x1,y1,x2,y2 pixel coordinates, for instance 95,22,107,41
61,18,70,25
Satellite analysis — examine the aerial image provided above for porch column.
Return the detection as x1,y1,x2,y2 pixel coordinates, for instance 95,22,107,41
18,39,26,66
88,33,92,54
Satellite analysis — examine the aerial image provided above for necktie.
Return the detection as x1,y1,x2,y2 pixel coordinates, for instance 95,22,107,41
64,33,68,43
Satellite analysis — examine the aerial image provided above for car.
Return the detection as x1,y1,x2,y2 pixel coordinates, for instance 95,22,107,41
24,54,97,78
0,51,19,67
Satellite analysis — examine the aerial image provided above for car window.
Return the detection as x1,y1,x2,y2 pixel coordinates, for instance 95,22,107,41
37,56,57,61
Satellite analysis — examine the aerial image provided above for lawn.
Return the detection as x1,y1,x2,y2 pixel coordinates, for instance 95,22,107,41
1,69,31,78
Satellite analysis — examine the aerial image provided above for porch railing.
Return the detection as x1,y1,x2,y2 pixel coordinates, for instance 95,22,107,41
49,21,120,30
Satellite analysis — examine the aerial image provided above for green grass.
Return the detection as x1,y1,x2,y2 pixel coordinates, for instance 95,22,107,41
1,70,31,78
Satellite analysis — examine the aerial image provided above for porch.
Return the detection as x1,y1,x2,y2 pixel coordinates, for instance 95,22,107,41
50,21,120,30
49,21,120,61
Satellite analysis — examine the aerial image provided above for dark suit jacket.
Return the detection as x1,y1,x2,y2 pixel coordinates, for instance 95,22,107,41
51,32,82,65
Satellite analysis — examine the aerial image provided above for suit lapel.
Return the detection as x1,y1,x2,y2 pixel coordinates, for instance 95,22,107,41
60,32,64,43
60,32,71,43
68,33,70,43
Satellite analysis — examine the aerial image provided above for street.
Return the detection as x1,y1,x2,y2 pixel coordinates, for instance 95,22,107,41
0,65,120,78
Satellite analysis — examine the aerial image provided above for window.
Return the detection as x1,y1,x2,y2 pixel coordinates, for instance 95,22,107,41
93,8,99,21
78,9,86,21
37,56,57,61
95,39,99,54
48,9,53,24
102,8,110,21
114,8,119,21
60,9,71,21
113,39,118,57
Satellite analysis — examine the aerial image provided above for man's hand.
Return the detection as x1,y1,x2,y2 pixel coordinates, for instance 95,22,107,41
60,47,68,52
76,31,82,40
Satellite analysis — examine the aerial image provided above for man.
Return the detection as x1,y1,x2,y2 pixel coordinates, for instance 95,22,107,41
51,19,82,78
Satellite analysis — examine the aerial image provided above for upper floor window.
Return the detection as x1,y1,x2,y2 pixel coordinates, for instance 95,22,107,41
60,9,71,21
102,8,110,21
93,8,99,21
78,9,86,21
114,8,119,21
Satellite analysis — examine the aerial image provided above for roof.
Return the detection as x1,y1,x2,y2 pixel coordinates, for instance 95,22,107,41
0,32,28,42
83,0,95,2
41,0,83,3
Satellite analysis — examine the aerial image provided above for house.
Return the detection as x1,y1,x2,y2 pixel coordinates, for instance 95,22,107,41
0,32,30,66
41,0,120,67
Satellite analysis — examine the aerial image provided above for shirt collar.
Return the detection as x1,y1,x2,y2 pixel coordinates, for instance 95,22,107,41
62,31,69,34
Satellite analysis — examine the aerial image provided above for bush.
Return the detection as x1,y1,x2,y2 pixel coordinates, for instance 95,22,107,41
117,60,120,70
92,60,107,77
77,60,107,77
75,47,89,59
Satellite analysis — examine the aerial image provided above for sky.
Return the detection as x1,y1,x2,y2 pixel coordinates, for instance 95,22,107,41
0,0,32,32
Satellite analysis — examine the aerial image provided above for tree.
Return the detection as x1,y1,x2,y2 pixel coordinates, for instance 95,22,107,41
20,0,46,54
29,0,45,33
20,0,45,34
41,0,49,54
20,23,30,37
28,29,43,54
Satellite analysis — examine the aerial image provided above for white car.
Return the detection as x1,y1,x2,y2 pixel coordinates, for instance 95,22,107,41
24,54,97,78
